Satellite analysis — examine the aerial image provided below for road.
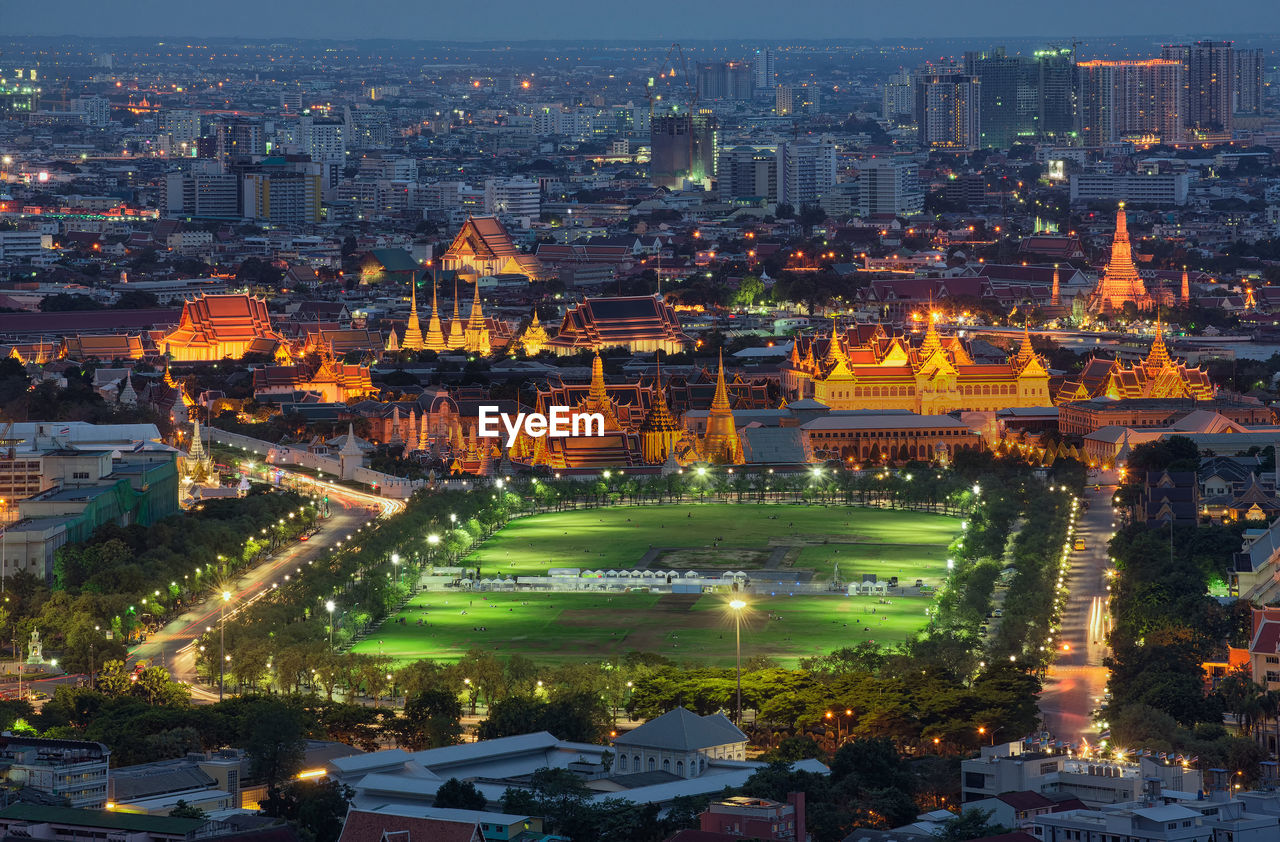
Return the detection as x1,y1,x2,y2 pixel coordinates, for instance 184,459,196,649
127,469,404,701
1038,484,1116,743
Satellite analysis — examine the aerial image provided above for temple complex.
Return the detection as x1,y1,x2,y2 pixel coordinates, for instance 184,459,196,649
251,348,376,402
545,295,691,355
781,319,1052,413
1056,317,1215,402
440,216,541,281
159,294,284,361
1087,204,1157,314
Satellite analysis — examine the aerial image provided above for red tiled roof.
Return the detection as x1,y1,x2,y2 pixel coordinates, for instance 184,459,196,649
996,790,1055,811
337,810,481,842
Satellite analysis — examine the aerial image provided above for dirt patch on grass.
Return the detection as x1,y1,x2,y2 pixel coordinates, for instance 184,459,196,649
655,547,772,569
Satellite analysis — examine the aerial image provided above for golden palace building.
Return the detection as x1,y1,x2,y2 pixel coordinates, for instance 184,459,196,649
781,321,1052,413
440,216,541,281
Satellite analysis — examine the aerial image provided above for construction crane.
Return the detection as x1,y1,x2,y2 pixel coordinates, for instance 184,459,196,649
646,44,705,188
646,42,698,123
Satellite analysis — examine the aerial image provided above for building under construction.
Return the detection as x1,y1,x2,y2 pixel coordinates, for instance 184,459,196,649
650,112,718,190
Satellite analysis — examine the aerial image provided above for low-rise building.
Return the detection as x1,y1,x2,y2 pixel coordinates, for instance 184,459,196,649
0,736,110,808
960,742,1201,807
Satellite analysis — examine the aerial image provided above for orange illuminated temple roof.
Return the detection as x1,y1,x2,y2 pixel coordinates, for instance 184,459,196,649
160,294,284,361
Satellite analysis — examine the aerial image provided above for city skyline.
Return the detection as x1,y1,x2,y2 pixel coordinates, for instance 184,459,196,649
8,0,1280,41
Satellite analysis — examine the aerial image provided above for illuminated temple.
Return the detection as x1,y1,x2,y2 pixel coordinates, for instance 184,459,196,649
1087,204,1165,314
440,216,541,281
1056,318,1215,402
545,295,691,355
159,294,284,361
506,353,742,469
781,320,1052,412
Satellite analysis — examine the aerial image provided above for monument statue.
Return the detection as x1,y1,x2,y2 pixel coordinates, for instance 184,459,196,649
26,629,42,665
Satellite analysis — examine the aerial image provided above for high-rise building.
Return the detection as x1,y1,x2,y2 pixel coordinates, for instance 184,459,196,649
1164,40,1234,133
215,119,265,167
1035,47,1077,142
777,139,836,208
753,48,776,90
650,113,717,189
775,85,794,116
915,66,981,150
161,109,201,147
962,47,1075,148
718,146,778,202
166,160,240,220
1076,59,1185,145
882,69,914,125
1234,48,1264,115
697,62,754,101
857,158,923,217
300,116,346,197
345,105,391,148
241,161,323,225
484,176,541,221
72,95,110,127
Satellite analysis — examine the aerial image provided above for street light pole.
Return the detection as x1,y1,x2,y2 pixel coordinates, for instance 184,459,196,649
326,600,336,649
729,599,746,725
220,591,230,701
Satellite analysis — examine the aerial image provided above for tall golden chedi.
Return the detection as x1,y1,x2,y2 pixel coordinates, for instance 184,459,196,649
1088,203,1155,314
424,279,448,352
401,280,426,351
463,289,491,354
447,279,466,350
701,351,742,464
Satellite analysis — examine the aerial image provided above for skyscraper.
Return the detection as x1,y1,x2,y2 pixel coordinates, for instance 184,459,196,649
1234,48,1264,115
718,145,778,202
215,119,265,167
777,139,836,208
962,47,1075,148
753,48,776,91
1076,59,1185,145
697,62,754,101
914,66,981,150
882,69,914,125
650,113,717,189
775,85,794,117
1164,41,1234,133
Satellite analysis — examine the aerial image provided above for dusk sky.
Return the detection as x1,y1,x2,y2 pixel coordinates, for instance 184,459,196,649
8,0,1277,41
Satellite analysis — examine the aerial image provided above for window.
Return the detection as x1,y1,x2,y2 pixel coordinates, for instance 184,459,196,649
618,755,627,772
1267,656,1278,665
964,772,987,789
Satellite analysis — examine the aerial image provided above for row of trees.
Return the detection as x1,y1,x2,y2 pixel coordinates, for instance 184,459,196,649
1105,438,1265,780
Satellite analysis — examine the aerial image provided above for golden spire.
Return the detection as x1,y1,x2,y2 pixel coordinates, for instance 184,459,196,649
1146,310,1172,369
702,349,741,464
640,352,682,463
1180,265,1190,304
822,321,846,369
424,279,447,351
463,288,491,354
582,351,620,430
711,349,731,412
447,278,465,349
1015,320,1034,367
920,312,942,357
402,280,425,350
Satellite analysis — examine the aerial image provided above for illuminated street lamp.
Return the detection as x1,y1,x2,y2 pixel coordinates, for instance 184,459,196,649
729,599,747,724
326,600,336,648
391,553,401,585
219,590,231,701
